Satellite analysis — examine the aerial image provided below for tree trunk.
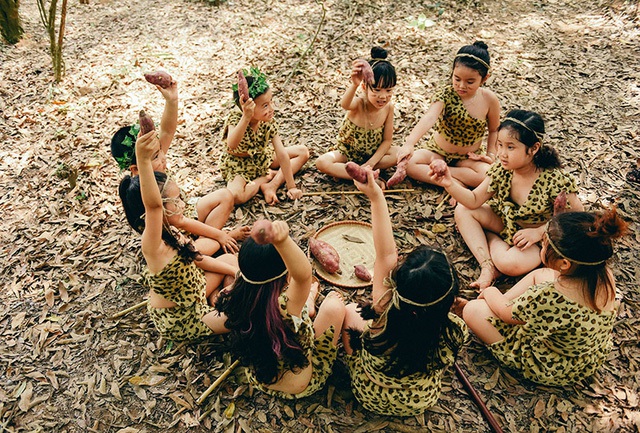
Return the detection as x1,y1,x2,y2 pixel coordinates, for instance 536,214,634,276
0,0,24,45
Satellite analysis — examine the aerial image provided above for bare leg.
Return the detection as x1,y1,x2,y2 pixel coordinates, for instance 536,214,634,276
313,291,345,346
341,302,366,355
487,233,542,277
204,254,239,305
316,150,349,179
371,145,400,170
227,225,251,241
195,237,222,256
261,145,310,204
449,159,491,188
227,175,270,205
305,278,320,318
462,299,504,344
454,204,504,290
405,149,443,185
197,188,234,229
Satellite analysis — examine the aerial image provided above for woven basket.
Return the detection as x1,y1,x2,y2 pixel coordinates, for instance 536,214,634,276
309,221,374,289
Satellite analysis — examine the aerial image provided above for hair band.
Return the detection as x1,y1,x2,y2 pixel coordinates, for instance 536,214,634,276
504,117,544,143
545,225,608,266
454,53,490,70
240,268,288,285
382,271,455,309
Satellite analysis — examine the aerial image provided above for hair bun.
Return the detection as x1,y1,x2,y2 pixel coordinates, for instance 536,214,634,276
472,40,489,51
371,46,388,59
592,207,628,243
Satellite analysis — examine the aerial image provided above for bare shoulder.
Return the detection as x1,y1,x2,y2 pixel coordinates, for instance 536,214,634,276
531,267,559,284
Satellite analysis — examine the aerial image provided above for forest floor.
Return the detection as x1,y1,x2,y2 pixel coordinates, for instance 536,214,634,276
1,0,639,432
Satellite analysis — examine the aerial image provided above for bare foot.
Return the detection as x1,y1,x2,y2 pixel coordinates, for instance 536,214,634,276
451,297,468,318
375,178,387,191
266,169,277,182
260,183,279,205
227,225,251,241
470,260,500,291
306,278,320,318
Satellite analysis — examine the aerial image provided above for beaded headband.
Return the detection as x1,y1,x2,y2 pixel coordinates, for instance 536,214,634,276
383,270,455,309
239,268,288,285
545,225,608,266
454,53,490,71
504,117,544,143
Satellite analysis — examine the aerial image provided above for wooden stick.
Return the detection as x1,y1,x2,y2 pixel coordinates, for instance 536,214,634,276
110,300,148,320
454,363,504,433
196,359,240,406
303,188,415,197
434,192,451,212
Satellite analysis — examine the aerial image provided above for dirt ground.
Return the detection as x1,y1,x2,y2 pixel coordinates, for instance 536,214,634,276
1,0,639,432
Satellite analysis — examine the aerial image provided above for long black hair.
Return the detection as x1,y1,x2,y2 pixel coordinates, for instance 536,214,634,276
215,238,308,384
351,246,464,377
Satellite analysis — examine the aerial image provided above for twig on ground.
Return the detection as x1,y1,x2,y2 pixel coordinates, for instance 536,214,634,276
303,188,415,197
196,359,241,408
110,300,148,319
455,363,504,433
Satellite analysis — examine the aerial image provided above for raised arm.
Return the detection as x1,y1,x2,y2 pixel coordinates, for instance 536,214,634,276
226,99,254,152
136,131,164,260
354,168,397,310
341,60,367,111
157,80,179,155
270,221,312,316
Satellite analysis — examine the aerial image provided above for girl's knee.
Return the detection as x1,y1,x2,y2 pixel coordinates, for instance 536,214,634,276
320,291,346,317
494,254,540,277
315,153,332,173
462,299,489,327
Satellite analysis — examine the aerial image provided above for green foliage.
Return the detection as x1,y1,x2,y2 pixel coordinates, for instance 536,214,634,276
232,67,270,99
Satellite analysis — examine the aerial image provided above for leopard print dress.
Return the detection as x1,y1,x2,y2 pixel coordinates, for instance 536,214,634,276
144,254,214,341
218,110,277,183
333,116,384,164
344,313,468,416
417,84,487,162
487,163,578,245
488,281,617,386
246,291,338,399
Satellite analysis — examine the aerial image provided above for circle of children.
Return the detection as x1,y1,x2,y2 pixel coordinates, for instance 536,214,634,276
113,42,628,417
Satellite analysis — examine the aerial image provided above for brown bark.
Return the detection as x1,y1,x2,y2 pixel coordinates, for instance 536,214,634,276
0,0,24,44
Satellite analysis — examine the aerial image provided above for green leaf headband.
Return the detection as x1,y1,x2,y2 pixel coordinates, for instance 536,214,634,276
232,66,270,100
115,123,140,171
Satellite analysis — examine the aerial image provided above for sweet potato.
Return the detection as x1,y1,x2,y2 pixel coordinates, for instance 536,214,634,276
138,110,155,135
144,70,172,89
237,70,250,102
250,219,273,245
357,59,375,85
345,161,380,184
309,237,340,274
387,157,408,188
553,190,567,215
430,159,447,177
354,265,372,282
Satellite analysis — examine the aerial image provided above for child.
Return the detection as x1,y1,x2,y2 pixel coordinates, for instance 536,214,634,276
111,78,246,255
463,208,627,386
118,130,237,341
316,47,398,184
214,221,345,399
396,41,501,188
430,109,583,289
220,67,309,205
341,167,467,416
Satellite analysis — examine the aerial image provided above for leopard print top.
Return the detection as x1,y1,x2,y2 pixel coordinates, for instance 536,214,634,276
344,313,467,416
144,254,214,341
487,163,578,245
334,116,384,163
245,291,338,399
432,84,486,147
488,280,617,386
218,110,277,182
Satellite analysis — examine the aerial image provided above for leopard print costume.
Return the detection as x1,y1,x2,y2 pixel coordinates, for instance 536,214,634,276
219,110,277,183
246,291,338,399
144,254,215,341
344,313,467,416
487,163,578,245
487,281,617,386
428,84,487,148
333,116,384,164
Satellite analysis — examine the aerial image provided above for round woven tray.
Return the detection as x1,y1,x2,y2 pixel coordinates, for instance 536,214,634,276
309,221,374,289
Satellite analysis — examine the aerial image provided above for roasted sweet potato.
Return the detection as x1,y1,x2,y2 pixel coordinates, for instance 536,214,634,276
144,70,173,89
250,219,273,245
554,190,567,215
387,157,408,188
357,59,375,85
138,110,155,135
345,161,380,184
354,265,372,282
237,70,250,102
430,159,447,177
309,237,340,274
